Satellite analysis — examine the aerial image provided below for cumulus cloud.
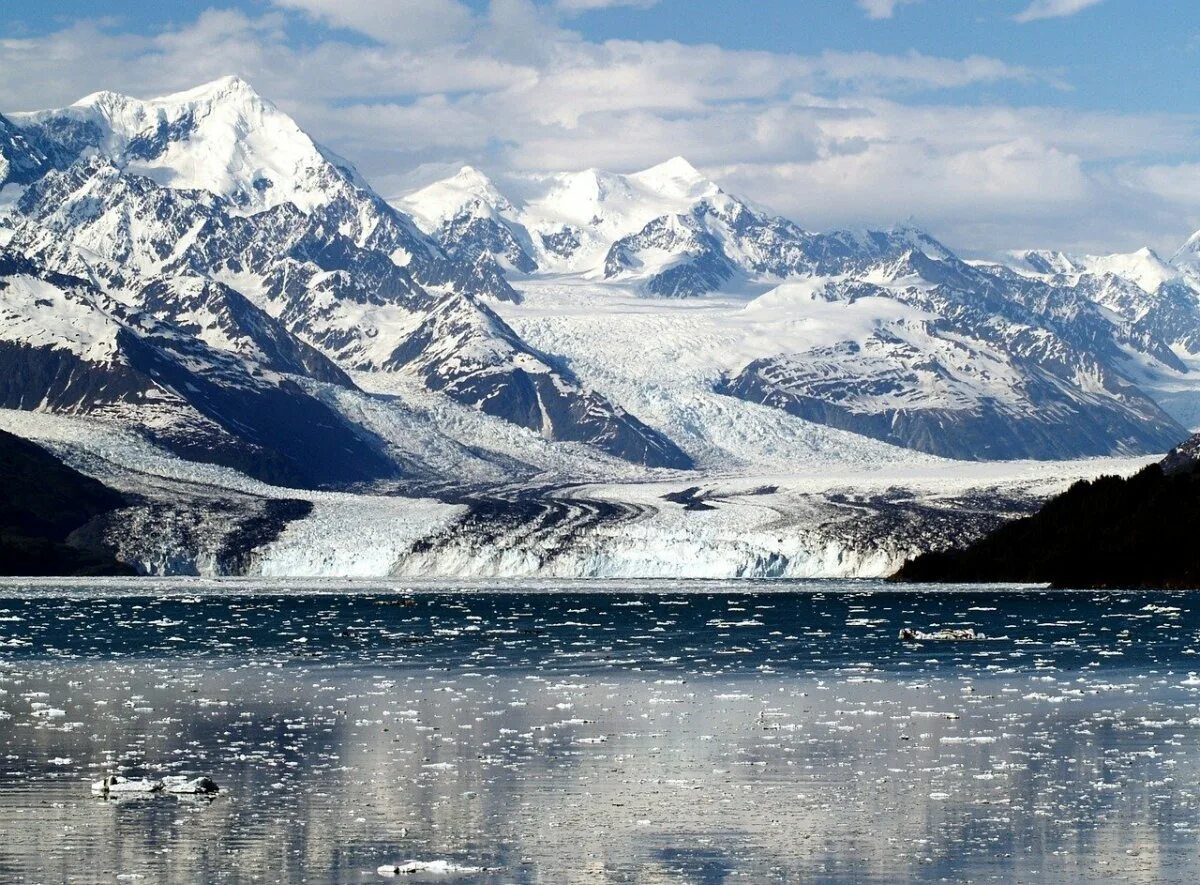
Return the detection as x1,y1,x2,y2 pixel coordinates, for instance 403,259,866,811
556,0,661,11
1014,0,1105,24
0,2,1189,255
856,0,921,20
271,0,475,45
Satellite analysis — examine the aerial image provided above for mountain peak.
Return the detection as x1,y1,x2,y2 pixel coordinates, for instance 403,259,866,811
450,165,497,190
628,156,719,206
152,75,266,107
399,165,514,231
638,156,704,182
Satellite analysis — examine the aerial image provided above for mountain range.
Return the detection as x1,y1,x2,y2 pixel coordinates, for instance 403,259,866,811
1,76,1199,518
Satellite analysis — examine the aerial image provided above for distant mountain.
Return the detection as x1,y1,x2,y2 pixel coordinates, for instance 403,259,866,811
717,250,1186,459
0,426,131,575
893,434,1200,589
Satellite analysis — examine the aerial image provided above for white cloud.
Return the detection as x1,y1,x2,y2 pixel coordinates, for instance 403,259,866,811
555,0,661,11
0,4,1190,255
271,0,475,45
856,0,921,20
1014,0,1105,24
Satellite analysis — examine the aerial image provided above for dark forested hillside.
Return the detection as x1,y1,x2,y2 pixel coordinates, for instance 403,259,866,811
0,428,132,575
894,436,1200,589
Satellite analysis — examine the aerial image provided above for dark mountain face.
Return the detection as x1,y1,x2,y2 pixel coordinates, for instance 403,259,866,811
894,434,1200,589
0,428,132,576
0,113,50,187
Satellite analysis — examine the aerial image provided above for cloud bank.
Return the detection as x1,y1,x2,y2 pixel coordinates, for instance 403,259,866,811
0,0,1191,256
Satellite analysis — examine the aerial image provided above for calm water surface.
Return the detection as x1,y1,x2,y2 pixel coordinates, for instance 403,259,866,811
0,579,1198,883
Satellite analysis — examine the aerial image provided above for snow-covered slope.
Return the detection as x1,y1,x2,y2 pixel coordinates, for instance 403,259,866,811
1013,247,1180,295
400,157,953,297
12,76,362,216
401,157,728,277
0,248,400,487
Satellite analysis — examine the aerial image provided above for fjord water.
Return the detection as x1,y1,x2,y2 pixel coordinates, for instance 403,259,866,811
1,581,1198,883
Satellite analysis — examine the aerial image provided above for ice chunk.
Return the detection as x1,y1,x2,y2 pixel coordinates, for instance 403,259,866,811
376,860,485,876
162,775,219,795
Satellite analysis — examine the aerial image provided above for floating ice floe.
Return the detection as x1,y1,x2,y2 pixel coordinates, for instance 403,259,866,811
162,775,220,794
899,627,984,642
376,860,485,876
92,774,219,797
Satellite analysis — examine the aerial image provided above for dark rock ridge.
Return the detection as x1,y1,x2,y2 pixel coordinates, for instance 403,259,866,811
893,434,1200,588
0,427,132,575
0,112,50,187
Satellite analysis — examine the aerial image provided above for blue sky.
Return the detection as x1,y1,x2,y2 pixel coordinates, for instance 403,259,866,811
2,0,1197,254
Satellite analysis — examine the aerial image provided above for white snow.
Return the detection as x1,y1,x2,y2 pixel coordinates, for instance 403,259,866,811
0,274,121,362
399,156,726,274
1011,246,1180,294
13,76,358,216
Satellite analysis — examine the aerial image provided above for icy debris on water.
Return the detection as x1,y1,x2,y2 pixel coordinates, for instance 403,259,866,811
163,776,220,794
899,627,984,642
92,775,219,797
376,860,486,876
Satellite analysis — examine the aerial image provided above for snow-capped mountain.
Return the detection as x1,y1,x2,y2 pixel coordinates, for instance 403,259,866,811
6,75,1200,577
400,157,727,278
3,73,1200,500
716,252,1183,459
1013,246,1180,295
0,79,696,473
0,248,395,487
12,76,363,216
10,77,513,303
401,157,954,297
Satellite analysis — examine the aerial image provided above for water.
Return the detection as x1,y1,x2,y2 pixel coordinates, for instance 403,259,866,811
0,579,1198,883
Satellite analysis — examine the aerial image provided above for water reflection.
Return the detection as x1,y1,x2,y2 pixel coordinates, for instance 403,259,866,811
0,586,1197,882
